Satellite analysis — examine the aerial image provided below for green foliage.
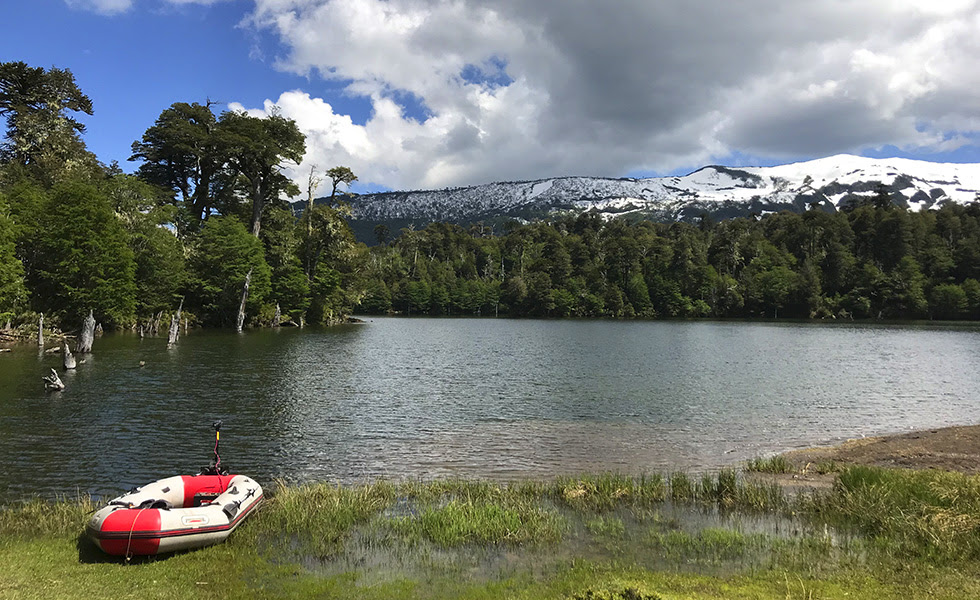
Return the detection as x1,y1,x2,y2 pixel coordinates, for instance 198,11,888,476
186,216,272,326
0,61,98,183
0,192,27,313
356,202,980,322
23,181,136,326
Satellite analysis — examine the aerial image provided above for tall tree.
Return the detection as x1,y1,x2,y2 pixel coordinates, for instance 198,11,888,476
217,109,305,237
185,216,271,326
129,102,226,230
24,181,136,326
0,61,97,182
0,192,27,315
325,166,357,205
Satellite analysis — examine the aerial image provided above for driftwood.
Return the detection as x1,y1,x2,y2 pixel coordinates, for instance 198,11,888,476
78,310,96,354
167,299,184,348
42,368,64,391
236,268,253,333
300,315,305,329
273,302,281,327
62,340,76,369
138,323,144,339
37,313,44,347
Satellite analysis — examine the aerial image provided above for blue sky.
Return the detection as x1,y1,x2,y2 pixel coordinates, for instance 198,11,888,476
4,1,980,193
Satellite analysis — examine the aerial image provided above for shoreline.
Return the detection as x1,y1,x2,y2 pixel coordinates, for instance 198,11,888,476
780,423,980,473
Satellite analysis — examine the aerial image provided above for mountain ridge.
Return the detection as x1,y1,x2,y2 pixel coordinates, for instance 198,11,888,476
332,154,980,241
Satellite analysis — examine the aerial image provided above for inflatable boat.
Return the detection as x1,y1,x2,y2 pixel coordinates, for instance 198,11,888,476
86,473,263,556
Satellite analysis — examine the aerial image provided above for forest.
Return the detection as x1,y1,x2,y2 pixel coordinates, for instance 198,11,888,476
1,60,979,334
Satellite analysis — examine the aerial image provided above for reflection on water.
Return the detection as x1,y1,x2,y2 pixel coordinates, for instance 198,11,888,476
2,318,980,500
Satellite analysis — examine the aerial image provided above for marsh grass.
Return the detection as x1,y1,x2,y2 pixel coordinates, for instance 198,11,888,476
0,493,96,539
254,480,396,558
554,474,667,511
801,465,980,561
746,455,795,474
5,467,980,599
386,497,567,546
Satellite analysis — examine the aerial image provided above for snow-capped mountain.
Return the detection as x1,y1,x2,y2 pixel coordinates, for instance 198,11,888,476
343,155,980,239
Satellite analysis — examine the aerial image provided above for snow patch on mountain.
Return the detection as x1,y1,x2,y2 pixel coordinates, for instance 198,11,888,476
345,155,980,228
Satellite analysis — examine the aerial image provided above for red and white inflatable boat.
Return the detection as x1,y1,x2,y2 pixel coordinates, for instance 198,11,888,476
86,473,263,556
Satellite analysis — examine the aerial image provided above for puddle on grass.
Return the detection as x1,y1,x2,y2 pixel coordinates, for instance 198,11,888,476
290,499,864,587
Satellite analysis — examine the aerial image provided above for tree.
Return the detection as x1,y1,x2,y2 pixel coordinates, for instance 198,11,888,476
186,216,271,326
217,109,305,237
325,166,357,206
0,61,93,168
103,174,185,319
374,223,390,246
25,181,137,326
930,283,967,320
130,102,227,229
0,192,27,315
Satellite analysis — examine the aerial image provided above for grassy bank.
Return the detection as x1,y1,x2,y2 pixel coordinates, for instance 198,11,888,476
3,467,980,599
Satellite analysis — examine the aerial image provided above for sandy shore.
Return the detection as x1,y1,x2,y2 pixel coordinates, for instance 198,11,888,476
784,424,980,473
755,424,980,492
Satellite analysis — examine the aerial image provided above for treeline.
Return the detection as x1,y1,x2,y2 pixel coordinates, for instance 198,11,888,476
358,198,980,320
0,61,362,332
3,60,980,332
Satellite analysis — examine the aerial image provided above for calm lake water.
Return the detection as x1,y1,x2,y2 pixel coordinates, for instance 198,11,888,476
2,318,980,501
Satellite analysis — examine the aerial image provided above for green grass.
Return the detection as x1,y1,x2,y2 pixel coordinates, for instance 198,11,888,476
799,465,980,561
745,455,795,474
387,497,567,546
3,468,980,599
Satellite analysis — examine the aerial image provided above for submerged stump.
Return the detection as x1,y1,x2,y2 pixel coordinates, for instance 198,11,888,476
78,310,96,354
167,299,184,348
42,368,64,391
62,340,76,369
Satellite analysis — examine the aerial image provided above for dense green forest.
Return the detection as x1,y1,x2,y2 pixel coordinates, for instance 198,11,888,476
1,61,979,333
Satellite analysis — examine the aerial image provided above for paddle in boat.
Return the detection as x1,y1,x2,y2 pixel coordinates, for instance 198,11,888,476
86,421,263,558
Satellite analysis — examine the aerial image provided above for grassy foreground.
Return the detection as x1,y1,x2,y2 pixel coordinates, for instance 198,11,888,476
3,468,980,599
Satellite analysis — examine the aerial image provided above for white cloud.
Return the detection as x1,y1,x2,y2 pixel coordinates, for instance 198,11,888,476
240,0,980,190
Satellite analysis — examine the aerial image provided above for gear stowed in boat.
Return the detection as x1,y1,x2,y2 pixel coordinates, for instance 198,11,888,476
86,421,263,557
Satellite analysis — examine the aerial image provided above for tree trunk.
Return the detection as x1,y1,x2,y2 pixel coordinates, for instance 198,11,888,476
299,315,304,329
78,310,96,354
37,313,43,347
62,340,76,369
138,323,144,339
273,302,281,327
167,298,184,348
43,368,64,391
237,268,252,333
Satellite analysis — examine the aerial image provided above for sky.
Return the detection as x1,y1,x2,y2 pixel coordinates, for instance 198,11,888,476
4,0,980,194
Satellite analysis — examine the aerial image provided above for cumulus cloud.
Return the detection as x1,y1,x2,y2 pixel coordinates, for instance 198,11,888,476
238,0,980,190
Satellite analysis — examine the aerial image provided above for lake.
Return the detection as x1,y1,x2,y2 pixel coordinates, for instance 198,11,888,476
2,318,979,501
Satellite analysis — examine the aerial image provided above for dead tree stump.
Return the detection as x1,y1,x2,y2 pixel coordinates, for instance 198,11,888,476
236,268,253,333
167,299,184,348
43,368,64,391
78,310,96,354
62,340,76,369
